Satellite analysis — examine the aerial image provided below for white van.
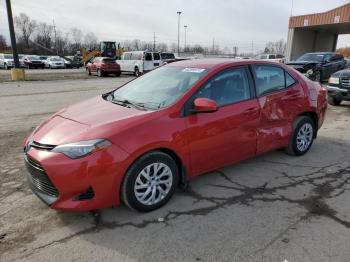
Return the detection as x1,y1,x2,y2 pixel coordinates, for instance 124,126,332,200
0,53,14,70
119,51,161,76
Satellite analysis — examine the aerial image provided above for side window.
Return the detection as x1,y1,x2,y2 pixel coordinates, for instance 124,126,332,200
253,65,285,96
324,54,332,62
269,54,276,59
153,53,160,60
123,53,131,60
285,72,296,87
193,68,251,106
145,53,152,61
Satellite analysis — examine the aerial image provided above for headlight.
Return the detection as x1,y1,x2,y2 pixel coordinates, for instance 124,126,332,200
306,69,313,76
328,77,340,85
52,139,111,159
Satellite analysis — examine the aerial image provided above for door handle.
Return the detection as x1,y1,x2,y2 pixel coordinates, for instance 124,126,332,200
243,108,258,115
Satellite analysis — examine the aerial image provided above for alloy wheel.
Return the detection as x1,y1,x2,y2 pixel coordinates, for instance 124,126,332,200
296,123,313,152
134,162,173,206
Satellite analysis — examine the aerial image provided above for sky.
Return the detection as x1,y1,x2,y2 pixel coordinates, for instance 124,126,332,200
1,0,350,53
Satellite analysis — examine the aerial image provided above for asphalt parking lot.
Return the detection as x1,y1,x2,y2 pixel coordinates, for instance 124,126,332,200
1,77,350,262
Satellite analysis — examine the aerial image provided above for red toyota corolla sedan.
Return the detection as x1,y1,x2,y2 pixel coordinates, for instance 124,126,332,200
23,59,327,212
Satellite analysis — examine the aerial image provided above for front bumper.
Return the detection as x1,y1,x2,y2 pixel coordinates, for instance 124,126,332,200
24,143,131,211
327,85,350,100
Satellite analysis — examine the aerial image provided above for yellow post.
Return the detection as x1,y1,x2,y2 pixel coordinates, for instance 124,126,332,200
10,68,25,81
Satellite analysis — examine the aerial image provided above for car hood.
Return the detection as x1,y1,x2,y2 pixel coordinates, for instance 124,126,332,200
331,68,350,78
4,59,14,62
286,61,320,66
32,96,154,145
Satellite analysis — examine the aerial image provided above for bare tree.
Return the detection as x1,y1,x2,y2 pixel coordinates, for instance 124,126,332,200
84,32,99,50
130,39,141,51
0,35,7,51
35,22,54,50
14,13,37,47
264,39,286,55
70,27,83,50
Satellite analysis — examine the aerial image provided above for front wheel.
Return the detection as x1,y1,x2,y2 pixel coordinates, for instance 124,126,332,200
328,96,342,106
4,64,8,70
313,71,321,82
285,116,315,156
121,151,179,212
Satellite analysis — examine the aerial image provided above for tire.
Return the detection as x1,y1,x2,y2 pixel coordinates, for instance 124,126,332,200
313,71,321,82
88,69,91,76
285,116,315,156
134,67,140,77
4,64,8,70
121,151,179,212
97,69,103,77
115,72,121,77
328,96,342,106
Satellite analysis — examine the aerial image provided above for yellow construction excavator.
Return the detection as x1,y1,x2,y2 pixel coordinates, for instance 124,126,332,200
80,41,124,65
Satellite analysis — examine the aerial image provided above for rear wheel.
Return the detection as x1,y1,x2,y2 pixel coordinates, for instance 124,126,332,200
97,69,103,77
4,64,8,70
328,96,342,106
121,151,179,212
134,67,140,77
115,72,121,77
285,116,315,156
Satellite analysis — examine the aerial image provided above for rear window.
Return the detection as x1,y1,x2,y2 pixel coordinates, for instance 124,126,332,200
153,53,160,60
102,58,116,63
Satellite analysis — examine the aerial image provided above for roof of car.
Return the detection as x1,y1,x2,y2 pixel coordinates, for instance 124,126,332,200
167,58,263,69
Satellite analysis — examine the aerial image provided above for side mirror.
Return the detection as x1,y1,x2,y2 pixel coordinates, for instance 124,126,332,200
193,98,218,113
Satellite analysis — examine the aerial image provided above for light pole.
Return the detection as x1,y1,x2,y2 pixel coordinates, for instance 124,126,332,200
5,0,19,68
184,25,188,52
177,11,182,57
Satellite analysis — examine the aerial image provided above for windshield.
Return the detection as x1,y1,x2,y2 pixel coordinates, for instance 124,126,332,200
112,66,208,109
4,54,13,59
297,53,324,62
51,57,62,61
29,55,40,60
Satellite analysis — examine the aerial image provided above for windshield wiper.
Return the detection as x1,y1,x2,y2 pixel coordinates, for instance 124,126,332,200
112,99,148,111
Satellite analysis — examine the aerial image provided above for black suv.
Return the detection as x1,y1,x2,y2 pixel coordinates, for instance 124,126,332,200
327,69,350,106
287,52,346,82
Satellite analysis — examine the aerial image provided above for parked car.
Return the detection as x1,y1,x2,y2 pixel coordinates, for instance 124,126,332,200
327,69,350,106
23,55,45,69
64,56,81,68
0,53,14,70
86,57,121,77
344,57,350,68
39,56,49,62
44,57,65,69
256,54,285,63
18,55,26,68
23,59,327,212
161,52,176,64
286,52,346,82
119,51,161,76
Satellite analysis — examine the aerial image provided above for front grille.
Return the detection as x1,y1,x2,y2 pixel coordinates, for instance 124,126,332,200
31,141,56,151
25,155,59,197
341,78,350,89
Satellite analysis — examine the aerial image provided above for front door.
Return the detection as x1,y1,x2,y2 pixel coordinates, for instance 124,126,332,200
184,67,260,175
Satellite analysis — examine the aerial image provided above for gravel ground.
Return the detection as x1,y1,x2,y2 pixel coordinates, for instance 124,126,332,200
0,78,350,262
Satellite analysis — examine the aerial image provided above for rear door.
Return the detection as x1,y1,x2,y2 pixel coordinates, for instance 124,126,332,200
143,52,154,71
153,52,161,68
184,66,260,175
251,64,304,154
